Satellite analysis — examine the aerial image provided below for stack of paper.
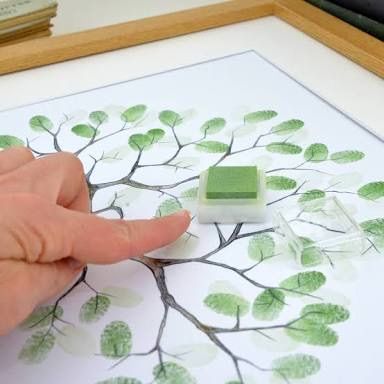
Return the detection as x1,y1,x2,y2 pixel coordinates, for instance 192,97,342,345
0,0,57,46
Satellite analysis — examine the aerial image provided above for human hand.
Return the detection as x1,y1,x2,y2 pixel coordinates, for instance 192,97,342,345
0,147,190,335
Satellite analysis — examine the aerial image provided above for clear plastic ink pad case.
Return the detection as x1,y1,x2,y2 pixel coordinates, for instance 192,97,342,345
273,196,366,266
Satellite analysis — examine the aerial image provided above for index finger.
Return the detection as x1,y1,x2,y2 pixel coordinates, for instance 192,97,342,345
0,194,191,264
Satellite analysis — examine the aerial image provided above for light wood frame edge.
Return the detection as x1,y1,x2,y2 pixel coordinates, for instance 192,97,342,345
0,0,382,77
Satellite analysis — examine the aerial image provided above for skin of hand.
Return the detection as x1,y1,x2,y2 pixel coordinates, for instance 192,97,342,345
0,147,190,335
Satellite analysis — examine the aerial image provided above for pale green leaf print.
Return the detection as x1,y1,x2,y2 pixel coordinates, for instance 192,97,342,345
102,146,130,163
100,321,132,359
0,135,24,148
101,286,143,308
71,124,97,138
272,354,320,379
19,331,55,364
201,117,226,135
167,343,218,367
266,176,297,190
57,325,97,356
330,150,365,164
155,198,182,217
29,115,53,132
301,303,349,324
128,133,152,151
96,376,142,384
299,190,326,212
153,362,196,384
180,187,199,200
248,233,275,261
358,182,384,201
121,105,147,123
252,289,285,321
97,378,142,384
20,305,63,329
79,295,111,323
147,128,165,143
266,142,302,155
271,119,304,135
89,110,109,125
300,238,323,267
195,140,229,153
286,319,338,346
279,271,326,296
204,293,250,317
159,110,182,127
244,110,277,124
304,143,328,162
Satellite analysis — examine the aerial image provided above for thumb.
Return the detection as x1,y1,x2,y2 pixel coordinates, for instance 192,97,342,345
0,258,82,335
0,194,191,264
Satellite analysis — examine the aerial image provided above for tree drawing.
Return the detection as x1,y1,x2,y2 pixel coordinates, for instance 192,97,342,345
3,104,383,384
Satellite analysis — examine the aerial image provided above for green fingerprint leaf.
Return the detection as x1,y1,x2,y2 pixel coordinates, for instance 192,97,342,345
159,110,182,127
304,143,329,162
244,110,278,124
360,218,384,237
330,150,365,164
279,271,326,296
19,331,55,364
300,238,323,267
71,124,97,138
128,133,152,151
358,182,384,201
20,305,63,330
147,128,165,143
0,135,25,148
100,321,132,359
29,115,53,132
155,198,182,217
271,119,304,135
248,233,275,261
89,111,109,125
204,293,249,317
201,117,226,135
286,319,338,346
299,189,325,203
301,303,349,324
97,378,142,384
272,354,321,379
153,362,196,384
266,176,297,190
180,187,199,200
195,141,229,153
252,289,285,321
121,105,147,123
266,142,302,155
79,295,111,323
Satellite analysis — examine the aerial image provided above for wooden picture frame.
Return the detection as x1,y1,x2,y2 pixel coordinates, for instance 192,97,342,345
0,0,383,77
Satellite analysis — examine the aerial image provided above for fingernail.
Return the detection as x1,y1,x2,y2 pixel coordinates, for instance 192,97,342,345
67,257,84,270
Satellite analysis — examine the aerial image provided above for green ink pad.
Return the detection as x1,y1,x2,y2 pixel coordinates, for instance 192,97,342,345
206,166,258,199
197,165,267,224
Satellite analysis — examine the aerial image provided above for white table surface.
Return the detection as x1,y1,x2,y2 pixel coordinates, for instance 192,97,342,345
0,16,383,139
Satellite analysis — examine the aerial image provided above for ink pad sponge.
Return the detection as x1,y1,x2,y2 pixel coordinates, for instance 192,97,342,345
198,166,266,224
206,166,258,199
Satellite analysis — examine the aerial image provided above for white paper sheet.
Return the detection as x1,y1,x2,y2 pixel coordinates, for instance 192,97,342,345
0,51,383,384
